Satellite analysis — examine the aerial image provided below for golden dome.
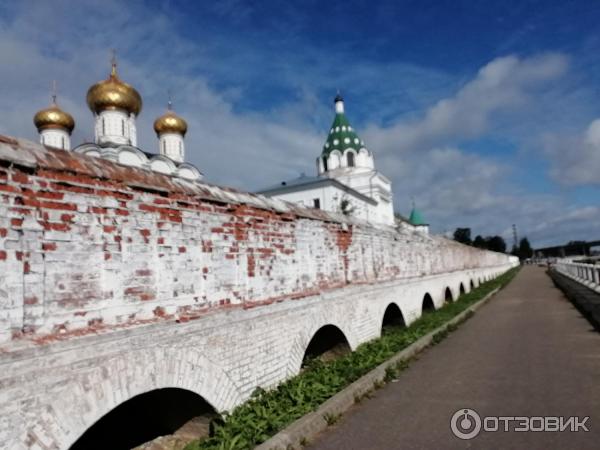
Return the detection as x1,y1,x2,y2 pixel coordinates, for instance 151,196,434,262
153,107,188,136
33,103,75,134
86,63,142,116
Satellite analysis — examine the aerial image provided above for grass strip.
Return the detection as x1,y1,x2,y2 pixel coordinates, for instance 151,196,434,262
185,267,519,450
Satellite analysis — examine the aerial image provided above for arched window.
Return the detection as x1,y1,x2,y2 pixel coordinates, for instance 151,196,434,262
61,136,65,149
323,156,328,171
347,152,355,167
162,140,166,153
102,118,106,135
121,119,125,136
179,140,183,155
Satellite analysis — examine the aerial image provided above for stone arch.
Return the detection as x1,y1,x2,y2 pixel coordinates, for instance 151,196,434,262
381,302,406,331
287,318,355,374
42,347,242,450
69,387,216,450
445,287,454,303
470,279,475,290
422,293,435,314
459,282,466,297
301,324,351,366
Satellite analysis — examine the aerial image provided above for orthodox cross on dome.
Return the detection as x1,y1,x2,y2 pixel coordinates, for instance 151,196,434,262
51,80,57,104
110,48,117,76
167,89,173,110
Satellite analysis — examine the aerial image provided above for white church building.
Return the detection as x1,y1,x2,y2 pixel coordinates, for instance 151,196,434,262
33,58,202,181
258,94,395,226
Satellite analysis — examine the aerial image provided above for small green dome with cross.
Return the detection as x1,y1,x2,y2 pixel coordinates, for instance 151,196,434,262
409,203,427,226
322,94,367,157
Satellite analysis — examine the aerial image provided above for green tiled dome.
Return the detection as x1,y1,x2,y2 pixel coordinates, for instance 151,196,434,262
322,95,366,157
409,205,427,226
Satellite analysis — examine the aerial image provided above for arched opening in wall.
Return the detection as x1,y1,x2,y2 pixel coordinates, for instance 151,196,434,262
382,303,406,334
302,325,351,367
470,279,475,290
323,156,328,171
459,283,466,297
69,388,217,450
347,152,355,167
445,287,453,303
422,293,435,314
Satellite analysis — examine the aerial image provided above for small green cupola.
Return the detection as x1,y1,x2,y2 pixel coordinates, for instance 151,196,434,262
322,94,367,157
409,201,427,226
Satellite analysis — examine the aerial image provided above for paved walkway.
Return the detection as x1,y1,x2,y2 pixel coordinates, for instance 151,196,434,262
309,266,600,449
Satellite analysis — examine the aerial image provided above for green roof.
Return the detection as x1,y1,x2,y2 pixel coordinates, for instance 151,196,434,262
409,206,427,226
322,96,366,157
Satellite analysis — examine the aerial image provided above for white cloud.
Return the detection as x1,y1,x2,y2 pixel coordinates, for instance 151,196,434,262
364,53,568,154
543,118,600,185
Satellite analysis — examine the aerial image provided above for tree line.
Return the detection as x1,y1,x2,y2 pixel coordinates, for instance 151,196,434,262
452,227,533,259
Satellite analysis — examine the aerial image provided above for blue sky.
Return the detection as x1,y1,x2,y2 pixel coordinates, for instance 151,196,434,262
0,0,599,247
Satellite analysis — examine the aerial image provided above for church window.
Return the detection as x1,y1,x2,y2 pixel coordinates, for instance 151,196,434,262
347,152,355,167
102,118,106,135
313,198,320,209
162,140,166,153
61,136,65,149
121,119,125,136
323,156,328,171
179,141,182,155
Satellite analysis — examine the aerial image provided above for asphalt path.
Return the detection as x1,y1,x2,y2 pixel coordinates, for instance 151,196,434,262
309,266,600,449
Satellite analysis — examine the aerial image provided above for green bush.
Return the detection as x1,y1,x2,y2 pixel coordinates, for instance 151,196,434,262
185,268,519,450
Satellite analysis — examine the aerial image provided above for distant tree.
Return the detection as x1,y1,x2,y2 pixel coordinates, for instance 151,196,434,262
453,228,472,245
473,235,486,248
485,235,507,253
518,237,533,259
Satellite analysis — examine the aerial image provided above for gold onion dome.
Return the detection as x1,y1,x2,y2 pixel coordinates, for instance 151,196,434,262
34,101,75,134
86,62,142,116
154,103,188,136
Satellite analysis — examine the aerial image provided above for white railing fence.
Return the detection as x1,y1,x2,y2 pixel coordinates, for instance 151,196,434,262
554,261,600,293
